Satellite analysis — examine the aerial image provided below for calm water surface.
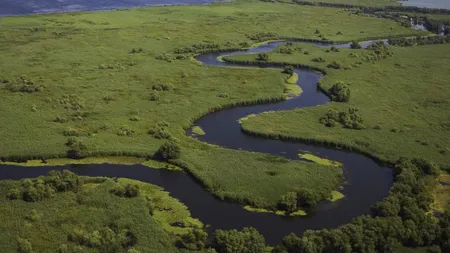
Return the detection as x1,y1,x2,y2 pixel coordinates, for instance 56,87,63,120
399,0,450,9
0,0,228,16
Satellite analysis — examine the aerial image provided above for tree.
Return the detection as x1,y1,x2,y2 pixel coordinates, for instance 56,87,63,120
256,53,269,61
124,184,140,198
328,81,350,102
278,191,297,214
215,227,265,253
350,41,362,49
156,141,181,160
178,228,207,250
283,65,294,75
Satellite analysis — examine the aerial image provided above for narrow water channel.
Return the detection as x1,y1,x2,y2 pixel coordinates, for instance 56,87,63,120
0,41,393,244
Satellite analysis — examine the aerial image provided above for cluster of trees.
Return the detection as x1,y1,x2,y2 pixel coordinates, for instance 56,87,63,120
256,53,269,61
214,227,266,253
110,183,140,198
366,41,393,58
156,141,181,161
148,121,172,139
389,35,450,47
272,158,449,253
278,189,321,214
68,225,138,252
7,170,83,202
328,81,350,102
4,76,45,93
320,107,365,129
247,32,279,42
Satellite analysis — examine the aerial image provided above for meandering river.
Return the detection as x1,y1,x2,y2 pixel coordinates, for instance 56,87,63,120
0,40,394,244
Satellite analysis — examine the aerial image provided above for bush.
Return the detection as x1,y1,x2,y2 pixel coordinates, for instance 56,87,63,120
156,141,181,160
54,115,68,123
278,47,294,54
177,228,207,250
350,41,362,49
149,91,160,101
117,125,134,137
25,209,42,222
320,107,365,129
256,53,269,61
327,60,342,69
312,57,325,62
152,83,170,91
214,227,265,253
17,238,32,253
129,116,140,122
283,65,294,75
148,122,171,139
328,81,351,102
130,48,143,54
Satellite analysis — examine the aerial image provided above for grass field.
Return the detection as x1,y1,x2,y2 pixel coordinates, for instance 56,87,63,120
0,0,427,209
235,42,450,167
0,172,204,253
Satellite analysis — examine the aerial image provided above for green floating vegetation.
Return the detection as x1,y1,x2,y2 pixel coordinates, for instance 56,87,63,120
329,190,345,202
244,205,307,216
191,126,206,136
299,153,342,167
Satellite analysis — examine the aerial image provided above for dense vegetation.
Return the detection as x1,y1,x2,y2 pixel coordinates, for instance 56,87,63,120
1,0,449,252
0,171,206,252
0,0,423,211
238,42,450,167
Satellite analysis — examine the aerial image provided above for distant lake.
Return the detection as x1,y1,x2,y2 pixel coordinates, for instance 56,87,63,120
399,0,450,9
0,0,227,16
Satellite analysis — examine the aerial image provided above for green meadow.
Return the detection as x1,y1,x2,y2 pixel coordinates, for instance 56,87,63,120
235,42,450,167
0,0,426,209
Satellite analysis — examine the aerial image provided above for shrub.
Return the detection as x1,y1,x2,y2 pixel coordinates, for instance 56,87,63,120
130,48,143,54
303,51,310,55
283,65,294,75
328,81,351,102
330,46,339,52
152,83,170,91
327,60,342,69
246,32,278,41
350,41,362,49
148,125,171,139
17,238,32,253
55,115,68,123
149,91,160,101
67,139,88,159
239,42,251,48
129,116,140,122
124,184,140,198
214,227,265,253
156,141,181,160
312,57,325,62
177,228,207,250
278,47,294,54
117,125,134,137
25,209,42,222
256,53,269,61
315,29,320,34
320,107,365,129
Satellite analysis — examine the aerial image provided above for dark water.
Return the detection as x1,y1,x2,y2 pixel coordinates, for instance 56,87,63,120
0,0,228,16
0,41,393,244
